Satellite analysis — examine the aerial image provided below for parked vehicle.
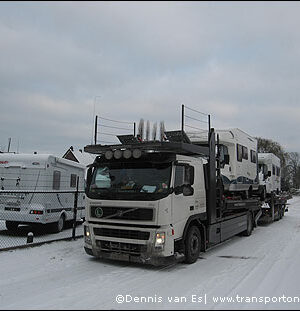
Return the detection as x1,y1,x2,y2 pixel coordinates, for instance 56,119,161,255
0,153,86,232
83,124,263,266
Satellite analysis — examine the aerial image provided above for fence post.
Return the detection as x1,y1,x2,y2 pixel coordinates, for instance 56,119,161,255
72,176,79,240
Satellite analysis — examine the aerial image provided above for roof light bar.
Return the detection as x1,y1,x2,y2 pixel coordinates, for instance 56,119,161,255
123,149,132,159
114,150,122,159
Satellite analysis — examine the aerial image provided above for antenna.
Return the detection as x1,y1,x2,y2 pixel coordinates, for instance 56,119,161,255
7,138,11,153
92,96,101,144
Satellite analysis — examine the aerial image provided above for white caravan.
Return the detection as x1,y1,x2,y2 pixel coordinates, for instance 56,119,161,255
187,128,259,196
0,154,86,232
258,153,281,196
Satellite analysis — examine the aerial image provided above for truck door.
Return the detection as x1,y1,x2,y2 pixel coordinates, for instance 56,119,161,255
171,162,201,231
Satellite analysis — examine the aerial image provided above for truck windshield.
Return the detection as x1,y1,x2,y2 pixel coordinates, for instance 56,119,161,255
87,162,172,201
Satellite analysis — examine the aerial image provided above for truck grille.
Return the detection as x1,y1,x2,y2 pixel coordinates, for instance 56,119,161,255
91,206,153,221
94,228,150,240
97,240,147,255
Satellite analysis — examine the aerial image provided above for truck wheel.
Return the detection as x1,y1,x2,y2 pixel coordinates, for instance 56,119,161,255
52,215,65,233
279,205,283,219
6,221,19,231
184,226,201,264
242,213,253,236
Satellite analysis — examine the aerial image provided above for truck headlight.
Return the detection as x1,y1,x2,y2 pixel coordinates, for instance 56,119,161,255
84,225,92,244
155,232,165,248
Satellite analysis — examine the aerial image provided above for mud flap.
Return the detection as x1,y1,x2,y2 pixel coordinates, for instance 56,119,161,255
254,209,262,227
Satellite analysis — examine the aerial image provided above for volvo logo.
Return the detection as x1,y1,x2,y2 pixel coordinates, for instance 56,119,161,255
95,207,104,218
116,210,126,217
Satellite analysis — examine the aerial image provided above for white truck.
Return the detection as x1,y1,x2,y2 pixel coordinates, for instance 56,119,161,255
83,126,262,266
0,153,86,232
257,153,288,222
258,153,281,196
187,128,259,199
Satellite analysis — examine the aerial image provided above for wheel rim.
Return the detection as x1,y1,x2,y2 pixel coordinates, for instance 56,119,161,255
58,216,64,231
190,234,199,256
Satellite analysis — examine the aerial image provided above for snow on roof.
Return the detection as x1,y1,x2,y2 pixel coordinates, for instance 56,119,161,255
0,153,54,164
63,147,96,167
0,153,86,170
73,150,96,167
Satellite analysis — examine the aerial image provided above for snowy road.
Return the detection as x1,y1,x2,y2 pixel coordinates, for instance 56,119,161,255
1,197,300,310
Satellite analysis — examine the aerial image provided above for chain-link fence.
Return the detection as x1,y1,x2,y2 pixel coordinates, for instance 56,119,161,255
0,189,85,250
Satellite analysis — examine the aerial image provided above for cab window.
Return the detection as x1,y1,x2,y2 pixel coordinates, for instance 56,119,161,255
174,165,194,187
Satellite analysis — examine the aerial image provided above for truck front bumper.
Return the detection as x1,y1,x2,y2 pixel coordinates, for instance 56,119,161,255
83,222,180,266
84,245,181,266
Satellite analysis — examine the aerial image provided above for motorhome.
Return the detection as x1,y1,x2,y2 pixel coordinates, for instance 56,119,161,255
258,153,281,196
0,153,86,232
187,128,259,198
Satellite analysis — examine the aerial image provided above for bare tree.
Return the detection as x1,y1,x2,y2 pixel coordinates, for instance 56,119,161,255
286,152,300,189
256,137,287,167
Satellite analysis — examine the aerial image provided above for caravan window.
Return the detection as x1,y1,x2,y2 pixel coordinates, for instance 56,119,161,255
250,150,257,163
53,171,61,190
70,174,77,188
242,146,248,160
276,166,280,177
272,165,276,175
219,144,229,166
237,144,243,162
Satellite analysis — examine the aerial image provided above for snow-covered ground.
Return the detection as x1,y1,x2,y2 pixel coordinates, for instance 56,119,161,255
1,197,300,310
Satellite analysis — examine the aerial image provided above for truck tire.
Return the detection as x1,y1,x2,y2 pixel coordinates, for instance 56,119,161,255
6,221,19,231
279,205,283,219
242,212,253,236
184,226,201,264
51,214,65,233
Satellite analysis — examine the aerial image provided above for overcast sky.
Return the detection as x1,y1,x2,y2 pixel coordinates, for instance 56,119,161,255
1,1,300,156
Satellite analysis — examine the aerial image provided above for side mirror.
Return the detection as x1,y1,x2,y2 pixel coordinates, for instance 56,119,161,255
174,185,183,195
86,167,93,192
183,185,194,196
223,154,230,165
268,171,271,177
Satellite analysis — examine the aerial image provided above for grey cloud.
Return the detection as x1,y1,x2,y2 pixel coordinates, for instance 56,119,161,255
1,2,300,154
